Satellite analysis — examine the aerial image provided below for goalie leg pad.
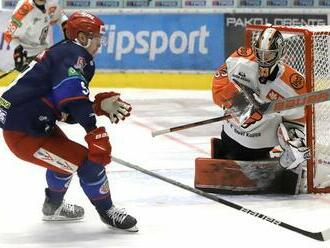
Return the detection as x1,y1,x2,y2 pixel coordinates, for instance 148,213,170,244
277,122,310,170
194,158,283,194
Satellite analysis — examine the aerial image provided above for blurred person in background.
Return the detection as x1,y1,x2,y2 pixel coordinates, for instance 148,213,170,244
4,0,67,72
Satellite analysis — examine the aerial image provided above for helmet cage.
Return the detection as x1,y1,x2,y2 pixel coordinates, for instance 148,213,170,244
253,28,286,69
253,46,284,68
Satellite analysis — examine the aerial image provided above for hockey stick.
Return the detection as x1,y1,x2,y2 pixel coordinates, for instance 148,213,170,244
112,156,330,241
152,87,330,137
0,69,15,80
152,115,232,137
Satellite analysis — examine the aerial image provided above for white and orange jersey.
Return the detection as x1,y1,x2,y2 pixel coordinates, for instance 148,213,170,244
4,0,67,57
212,47,307,149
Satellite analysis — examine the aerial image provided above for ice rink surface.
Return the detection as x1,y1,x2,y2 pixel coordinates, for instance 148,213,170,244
1,88,330,248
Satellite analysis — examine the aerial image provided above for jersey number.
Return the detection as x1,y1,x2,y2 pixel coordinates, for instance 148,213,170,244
81,81,89,95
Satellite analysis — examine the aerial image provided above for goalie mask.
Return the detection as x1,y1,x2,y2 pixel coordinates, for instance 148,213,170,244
253,27,286,79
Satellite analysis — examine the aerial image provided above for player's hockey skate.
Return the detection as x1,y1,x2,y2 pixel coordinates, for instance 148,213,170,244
98,205,138,232
42,194,84,221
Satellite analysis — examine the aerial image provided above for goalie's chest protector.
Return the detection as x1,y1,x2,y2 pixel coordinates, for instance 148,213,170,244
223,47,305,149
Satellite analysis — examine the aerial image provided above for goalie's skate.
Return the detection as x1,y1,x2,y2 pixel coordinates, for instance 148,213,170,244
98,206,138,232
42,196,84,221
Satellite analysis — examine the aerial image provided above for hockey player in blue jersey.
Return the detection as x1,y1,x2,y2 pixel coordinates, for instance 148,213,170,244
0,11,138,232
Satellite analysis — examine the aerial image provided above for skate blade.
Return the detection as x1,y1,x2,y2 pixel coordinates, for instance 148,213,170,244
42,215,84,222
107,224,139,233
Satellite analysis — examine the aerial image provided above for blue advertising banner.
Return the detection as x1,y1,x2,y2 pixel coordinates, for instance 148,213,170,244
54,14,224,71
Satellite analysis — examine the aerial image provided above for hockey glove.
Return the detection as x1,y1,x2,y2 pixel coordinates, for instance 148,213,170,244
93,92,132,124
225,80,264,128
13,45,28,72
277,123,310,170
85,127,111,165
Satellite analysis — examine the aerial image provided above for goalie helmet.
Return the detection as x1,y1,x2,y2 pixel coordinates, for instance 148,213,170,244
253,27,286,79
66,11,105,41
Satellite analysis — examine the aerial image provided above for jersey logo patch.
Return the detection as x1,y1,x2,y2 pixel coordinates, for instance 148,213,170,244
99,179,110,194
266,90,284,101
74,56,87,72
33,148,78,173
5,0,34,42
12,0,34,26
290,73,305,89
236,47,253,57
232,71,251,83
0,108,7,125
0,97,11,109
67,67,81,77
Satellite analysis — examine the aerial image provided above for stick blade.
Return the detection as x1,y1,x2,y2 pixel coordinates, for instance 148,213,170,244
320,228,330,241
151,128,170,137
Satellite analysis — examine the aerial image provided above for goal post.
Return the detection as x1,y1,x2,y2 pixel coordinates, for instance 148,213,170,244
245,24,330,193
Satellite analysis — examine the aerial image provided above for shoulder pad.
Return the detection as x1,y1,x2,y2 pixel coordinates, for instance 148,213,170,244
279,65,307,96
281,65,306,91
233,47,254,58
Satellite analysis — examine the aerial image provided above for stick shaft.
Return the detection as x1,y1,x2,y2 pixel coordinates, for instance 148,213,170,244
112,156,327,241
152,115,231,137
152,87,330,137
264,87,330,114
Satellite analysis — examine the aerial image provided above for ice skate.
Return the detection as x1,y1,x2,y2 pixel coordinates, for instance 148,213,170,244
42,195,84,221
98,205,138,232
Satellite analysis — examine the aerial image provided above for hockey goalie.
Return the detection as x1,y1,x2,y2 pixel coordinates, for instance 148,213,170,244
195,27,310,195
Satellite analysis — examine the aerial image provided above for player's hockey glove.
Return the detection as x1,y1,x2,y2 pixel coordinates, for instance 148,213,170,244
85,127,111,165
13,45,28,72
93,92,132,124
277,123,310,170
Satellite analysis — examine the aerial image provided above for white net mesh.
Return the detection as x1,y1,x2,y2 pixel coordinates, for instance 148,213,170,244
311,31,330,188
248,25,330,191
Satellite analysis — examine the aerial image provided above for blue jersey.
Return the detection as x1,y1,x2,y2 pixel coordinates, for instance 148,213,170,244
0,40,97,136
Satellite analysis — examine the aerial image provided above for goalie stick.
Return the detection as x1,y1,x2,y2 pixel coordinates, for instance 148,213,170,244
112,156,330,241
152,87,330,137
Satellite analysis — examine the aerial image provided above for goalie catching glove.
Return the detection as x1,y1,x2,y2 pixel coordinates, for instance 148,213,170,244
277,122,310,170
93,92,132,124
224,80,264,128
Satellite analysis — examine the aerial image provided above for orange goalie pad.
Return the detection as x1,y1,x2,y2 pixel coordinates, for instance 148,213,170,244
195,158,283,194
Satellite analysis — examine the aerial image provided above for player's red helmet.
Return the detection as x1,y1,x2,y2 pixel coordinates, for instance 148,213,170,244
66,11,105,41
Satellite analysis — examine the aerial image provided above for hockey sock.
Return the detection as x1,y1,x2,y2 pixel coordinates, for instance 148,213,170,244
77,160,113,211
45,169,73,205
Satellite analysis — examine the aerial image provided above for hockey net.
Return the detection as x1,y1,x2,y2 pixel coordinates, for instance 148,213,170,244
245,24,330,193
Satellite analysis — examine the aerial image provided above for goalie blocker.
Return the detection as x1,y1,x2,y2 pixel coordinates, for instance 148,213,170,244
195,139,305,195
